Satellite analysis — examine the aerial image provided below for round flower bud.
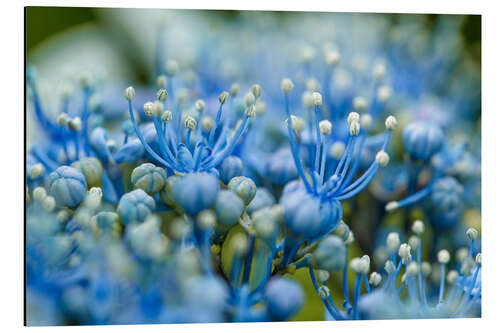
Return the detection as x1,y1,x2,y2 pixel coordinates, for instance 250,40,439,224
264,277,304,321
128,215,168,260
68,117,82,131
312,92,322,106
247,188,276,215
195,99,206,112
29,163,45,180
197,209,216,230
329,141,346,159
353,96,368,111
144,101,154,116
317,270,330,283
244,92,255,107
42,196,56,212
347,112,360,125
378,85,392,102
360,114,372,129
201,116,215,132
218,156,243,185
230,233,249,257
319,120,332,135
161,110,173,123
412,220,425,235
48,166,87,207
251,84,262,98
228,176,257,206
466,228,478,240
312,236,346,272
71,157,103,188
385,115,398,130
214,190,244,227
33,186,47,202
171,172,220,216
281,78,294,93
403,122,444,161
125,86,136,101
219,91,229,104
437,249,450,264
156,75,167,88
252,206,279,240
230,83,240,96
184,116,197,130
446,270,459,284
369,272,382,287
94,211,121,237
407,262,418,276
375,151,390,167
157,88,168,102
386,232,401,252
166,59,178,76
398,243,412,264
131,163,167,195
421,262,432,277
117,189,155,225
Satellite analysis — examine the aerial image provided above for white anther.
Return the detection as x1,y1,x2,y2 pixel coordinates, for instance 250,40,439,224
57,113,69,126
353,96,368,111
285,115,306,132
68,117,82,131
201,116,214,132
161,110,173,123
281,78,294,93
157,89,168,102
33,187,47,202
375,151,390,167
344,231,355,245
144,101,154,116
219,91,230,104
230,83,240,96
166,60,179,76
347,112,360,125
317,270,330,283
359,255,371,274
407,262,418,276
29,163,45,179
437,249,450,264
412,220,425,235
373,63,386,79
447,270,459,284
256,101,266,115
156,75,167,88
384,260,396,274
386,232,400,252
42,196,56,212
302,92,314,108
312,92,323,107
475,253,482,265
350,257,363,274
251,84,262,98
461,257,474,276
369,272,382,286
325,50,340,66
319,120,332,135
350,121,360,136
184,116,197,130
329,141,346,159
385,115,398,130
231,234,248,257
360,114,372,129
244,92,255,107
152,101,164,117
195,99,206,112
398,243,412,264
247,105,256,118
421,262,432,277
378,85,392,102
408,235,420,250
385,201,399,212
318,285,330,299
455,247,469,263
197,210,216,230
125,86,136,101
466,228,478,240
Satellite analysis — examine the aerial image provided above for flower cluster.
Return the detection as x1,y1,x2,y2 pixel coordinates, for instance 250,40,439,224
25,10,480,325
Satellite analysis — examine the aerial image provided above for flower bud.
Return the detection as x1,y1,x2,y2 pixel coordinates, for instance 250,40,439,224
125,86,135,101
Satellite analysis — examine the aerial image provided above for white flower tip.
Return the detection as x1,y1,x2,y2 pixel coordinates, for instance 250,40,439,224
152,101,164,117
285,115,306,132
161,110,173,123
325,50,340,66
386,232,400,252
197,210,216,230
247,105,256,118
373,63,386,79
302,92,314,108
466,228,479,240
447,270,459,284
407,262,418,276
166,59,179,76
347,112,360,125
195,99,206,112
244,92,255,107
125,86,136,101
201,116,215,132
385,201,399,212
329,141,346,159
301,46,315,63
398,243,412,263
375,151,390,167
184,116,197,130
219,91,230,104
256,101,266,115
319,120,332,135
251,84,262,98
475,253,481,265
360,114,372,129
437,249,450,264
57,113,69,126
369,272,382,286
29,163,45,179
156,75,167,88
385,115,398,130
408,235,420,250
349,121,360,136
144,101,154,116
412,220,425,235
421,262,432,277
384,260,396,274
378,85,392,102
68,117,82,131
353,96,368,111
230,83,240,96
312,92,323,106
33,186,47,202
157,89,168,102
42,196,56,212
344,231,355,245
281,78,294,93
318,285,330,299
317,270,330,283
231,234,248,256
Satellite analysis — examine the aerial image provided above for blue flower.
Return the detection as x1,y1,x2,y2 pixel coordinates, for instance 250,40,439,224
264,277,304,321
48,166,88,207
171,172,219,215
116,189,155,225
